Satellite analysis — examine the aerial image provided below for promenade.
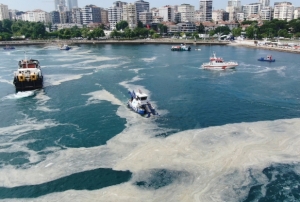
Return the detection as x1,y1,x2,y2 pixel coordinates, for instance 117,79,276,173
1,38,300,54
0,38,229,46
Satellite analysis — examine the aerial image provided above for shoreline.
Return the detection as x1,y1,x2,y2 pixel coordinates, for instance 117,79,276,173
1,39,300,54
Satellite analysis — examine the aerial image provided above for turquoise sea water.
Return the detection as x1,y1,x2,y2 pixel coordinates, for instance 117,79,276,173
0,44,300,201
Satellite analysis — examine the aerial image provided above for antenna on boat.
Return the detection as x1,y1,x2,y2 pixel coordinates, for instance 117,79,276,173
24,51,28,68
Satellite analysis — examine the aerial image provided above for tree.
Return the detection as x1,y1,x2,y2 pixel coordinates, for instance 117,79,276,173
232,27,242,37
116,21,128,31
137,21,143,28
198,23,205,33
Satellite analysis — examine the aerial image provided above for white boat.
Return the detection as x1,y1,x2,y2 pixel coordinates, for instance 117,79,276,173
202,52,238,70
127,90,158,117
60,44,71,50
171,44,191,51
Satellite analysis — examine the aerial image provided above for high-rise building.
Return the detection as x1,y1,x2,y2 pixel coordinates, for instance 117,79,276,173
50,11,61,24
0,4,9,21
100,8,108,24
159,5,175,22
178,4,195,22
294,7,300,19
135,0,149,22
242,3,261,19
123,3,137,29
260,6,272,21
113,1,127,8
71,8,82,24
139,11,152,25
212,10,229,22
226,0,241,21
82,5,101,25
108,5,123,30
67,0,78,11
259,0,270,8
199,0,212,21
54,0,67,12
273,2,294,21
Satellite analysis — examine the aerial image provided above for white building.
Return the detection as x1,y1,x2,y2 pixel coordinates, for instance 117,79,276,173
159,6,175,22
260,6,272,21
242,3,261,19
22,10,50,23
123,3,137,29
139,11,152,25
178,4,195,22
199,0,213,21
194,10,205,22
226,0,241,22
212,10,228,22
259,0,270,8
82,5,101,25
236,12,245,21
273,2,294,21
0,4,9,21
108,6,123,30
294,7,300,19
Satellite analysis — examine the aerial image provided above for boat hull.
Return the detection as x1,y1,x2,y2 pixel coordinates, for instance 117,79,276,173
127,101,146,115
258,58,275,62
202,64,238,70
13,77,43,91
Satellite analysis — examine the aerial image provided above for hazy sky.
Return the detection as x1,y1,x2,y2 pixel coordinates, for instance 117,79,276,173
1,0,299,12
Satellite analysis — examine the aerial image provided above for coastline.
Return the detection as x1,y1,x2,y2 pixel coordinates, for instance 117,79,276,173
1,39,300,54
228,40,300,54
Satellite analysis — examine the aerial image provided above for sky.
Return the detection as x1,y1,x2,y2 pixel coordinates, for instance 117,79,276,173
0,0,299,12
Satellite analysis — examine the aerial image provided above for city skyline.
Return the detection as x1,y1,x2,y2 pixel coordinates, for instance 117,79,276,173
0,0,299,12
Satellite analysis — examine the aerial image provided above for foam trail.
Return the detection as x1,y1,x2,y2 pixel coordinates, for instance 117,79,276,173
83,90,123,106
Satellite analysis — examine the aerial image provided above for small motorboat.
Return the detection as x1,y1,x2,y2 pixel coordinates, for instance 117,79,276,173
195,48,201,51
258,55,275,62
127,90,158,117
60,44,71,50
3,45,15,50
171,44,191,51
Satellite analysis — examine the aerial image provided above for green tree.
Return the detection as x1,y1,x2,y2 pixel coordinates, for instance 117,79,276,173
198,23,205,33
137,21,143,28
116,21,128,30
232,27,242,37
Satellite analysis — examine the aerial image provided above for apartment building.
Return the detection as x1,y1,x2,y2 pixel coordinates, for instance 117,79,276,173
273,2,294,21
0,4,9,21
199,0,213,21
123,3,137,29
178,4,195,22
82,5,101,25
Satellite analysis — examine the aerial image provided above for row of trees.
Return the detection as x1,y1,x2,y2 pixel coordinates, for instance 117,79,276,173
1,18,300,41
231,19,300,39
0,19,105,40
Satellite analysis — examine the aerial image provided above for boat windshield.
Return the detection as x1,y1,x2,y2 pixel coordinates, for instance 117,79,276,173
140,96,147,101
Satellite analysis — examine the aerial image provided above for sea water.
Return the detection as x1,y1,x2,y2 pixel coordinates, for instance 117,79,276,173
0,44,299,201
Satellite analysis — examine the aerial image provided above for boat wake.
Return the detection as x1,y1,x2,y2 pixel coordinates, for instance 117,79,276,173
141,57,157,62
3,91,35,99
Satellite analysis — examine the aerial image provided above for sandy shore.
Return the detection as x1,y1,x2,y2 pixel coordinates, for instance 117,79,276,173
1,39,300,54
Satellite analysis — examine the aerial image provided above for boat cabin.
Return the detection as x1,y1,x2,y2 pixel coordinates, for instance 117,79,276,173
135,92,148,101
18,59,39,69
